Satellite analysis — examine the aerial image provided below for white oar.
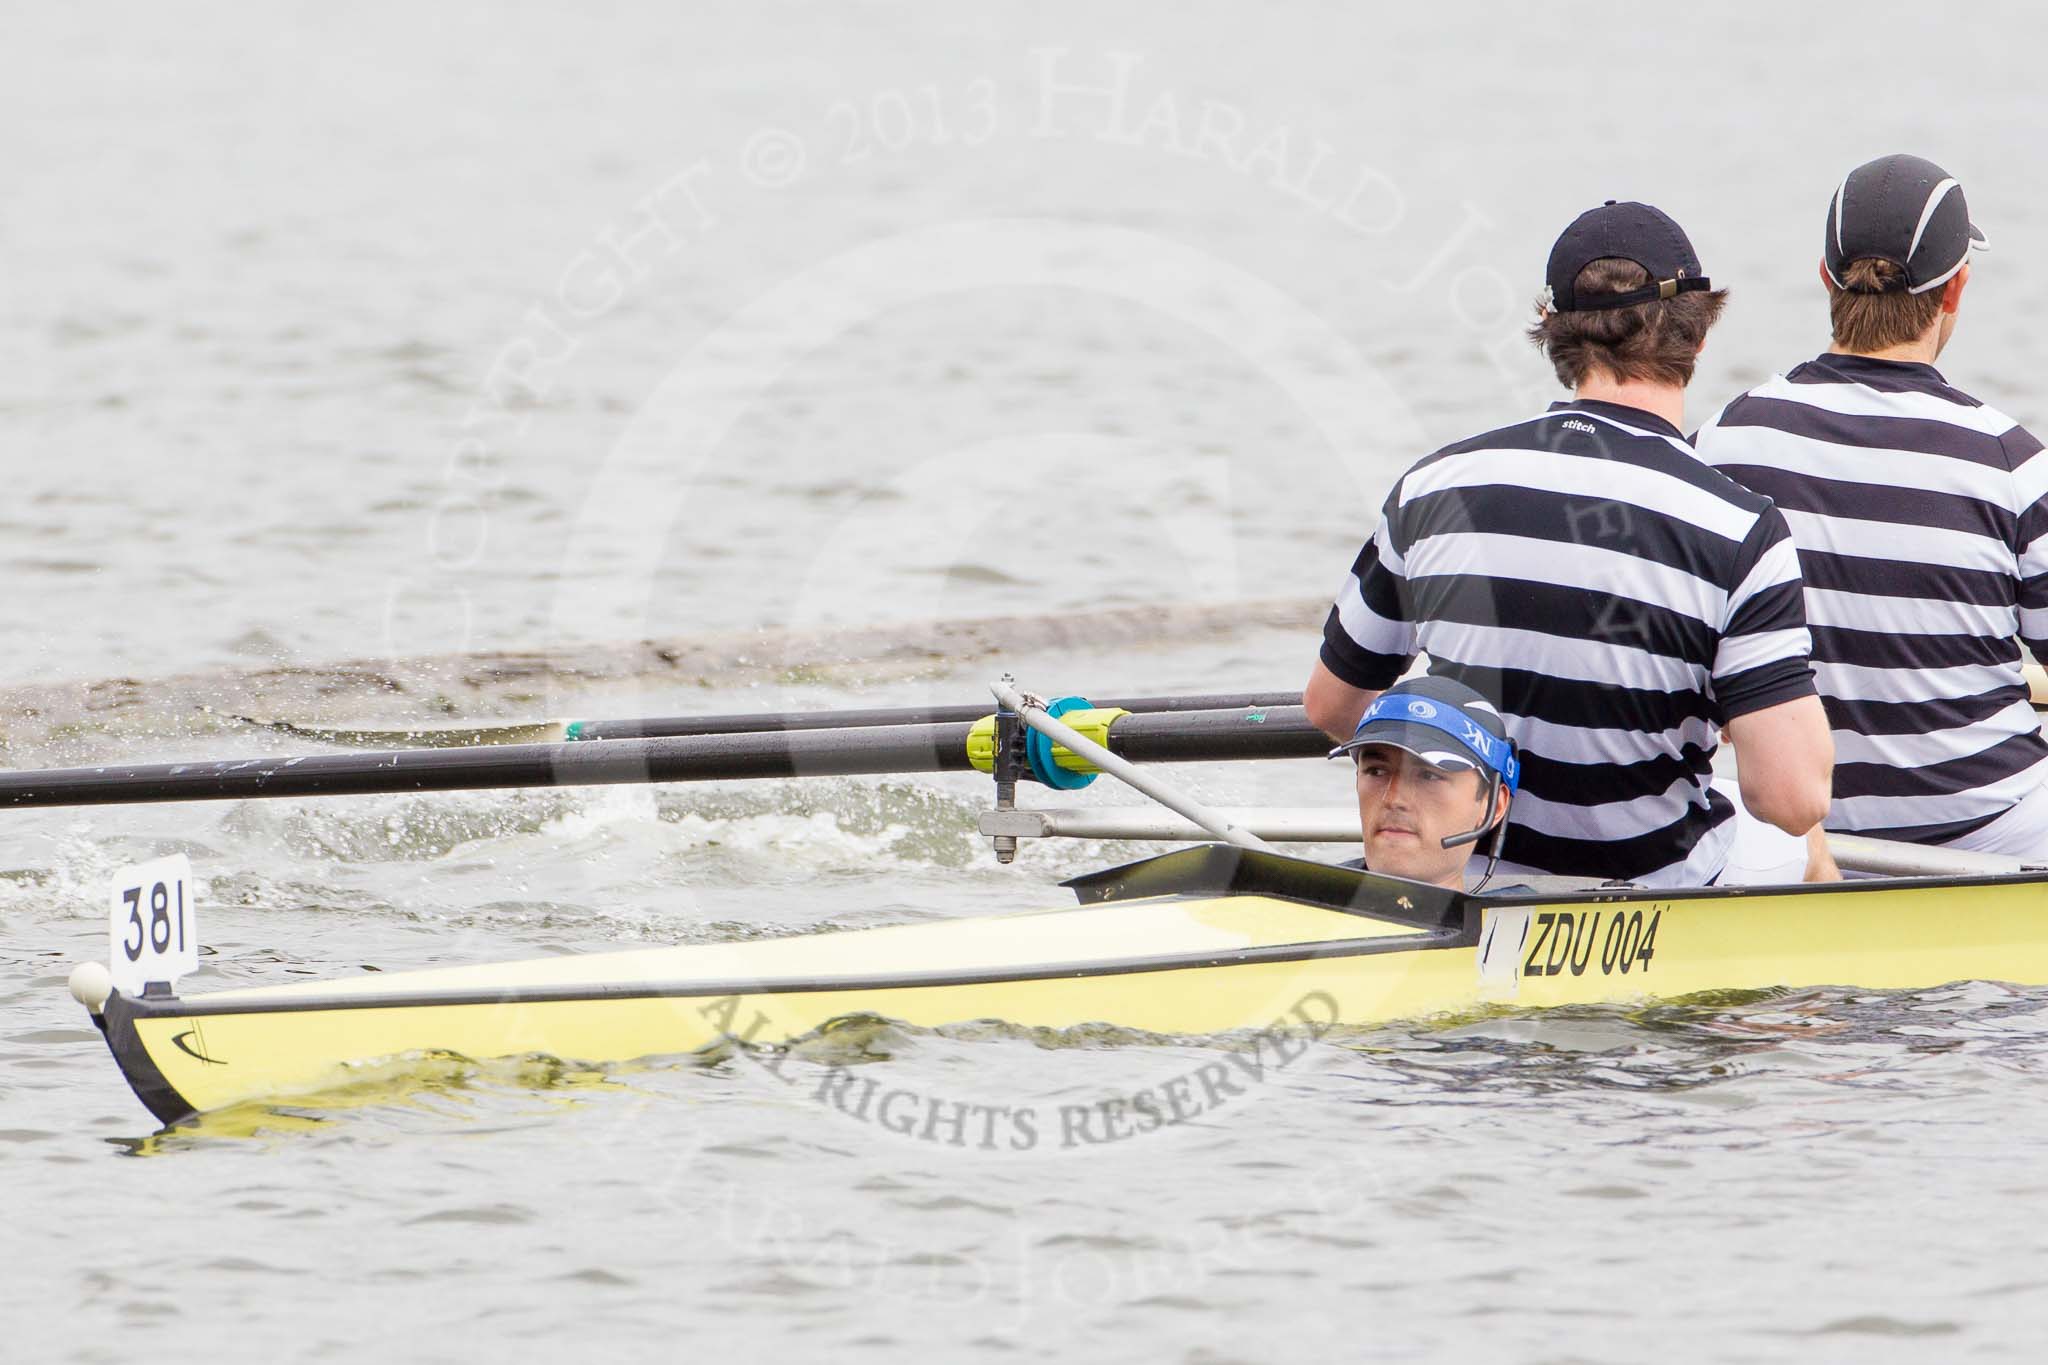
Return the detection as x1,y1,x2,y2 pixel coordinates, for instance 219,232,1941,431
990,679,1276,854
977,804,2028,879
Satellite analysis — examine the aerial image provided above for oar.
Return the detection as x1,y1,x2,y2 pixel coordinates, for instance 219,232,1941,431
983,805,2031,878
226,660,2048,750
0,705,1326,809
220,690,1304,748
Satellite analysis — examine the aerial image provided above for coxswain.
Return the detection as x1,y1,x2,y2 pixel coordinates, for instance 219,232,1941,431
1330,675,1520,892
1305,200,1835,887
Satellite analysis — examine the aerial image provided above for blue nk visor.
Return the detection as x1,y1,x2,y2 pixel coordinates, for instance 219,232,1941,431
1331,690,1521,795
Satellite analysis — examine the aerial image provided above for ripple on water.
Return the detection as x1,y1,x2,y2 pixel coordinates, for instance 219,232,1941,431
1803,1315,1962,1338
405,1204,536,1227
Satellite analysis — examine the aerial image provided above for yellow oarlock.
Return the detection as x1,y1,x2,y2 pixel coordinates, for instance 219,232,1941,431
966,707,1132,777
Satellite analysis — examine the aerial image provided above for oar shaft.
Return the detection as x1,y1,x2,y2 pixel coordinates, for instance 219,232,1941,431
1106,706,1326,762
0,706,1326,809
570,691,1302,740
0,724,981,808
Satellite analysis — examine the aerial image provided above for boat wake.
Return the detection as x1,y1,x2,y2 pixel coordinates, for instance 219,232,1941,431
0,599,1322,755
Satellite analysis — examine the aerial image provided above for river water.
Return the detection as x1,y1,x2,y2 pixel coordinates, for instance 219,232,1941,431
8,1,2048,1360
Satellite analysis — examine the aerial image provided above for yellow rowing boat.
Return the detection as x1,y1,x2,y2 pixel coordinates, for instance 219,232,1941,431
74,845,2048,1124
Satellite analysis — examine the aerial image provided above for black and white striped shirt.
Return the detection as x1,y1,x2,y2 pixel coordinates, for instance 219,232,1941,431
1695,352,2048,845
1322,399,1816,886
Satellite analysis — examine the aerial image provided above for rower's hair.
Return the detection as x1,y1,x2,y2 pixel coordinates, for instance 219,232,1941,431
1827,258,1944,353
1527,258,1728,389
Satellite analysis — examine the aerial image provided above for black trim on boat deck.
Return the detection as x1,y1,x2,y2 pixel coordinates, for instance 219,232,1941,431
1063,845,1466,927
1062,843,2048,944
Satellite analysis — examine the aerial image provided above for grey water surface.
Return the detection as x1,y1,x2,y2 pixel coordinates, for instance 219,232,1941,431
6,2,2048,1361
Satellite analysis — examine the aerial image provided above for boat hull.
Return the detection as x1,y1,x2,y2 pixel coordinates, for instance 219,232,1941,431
89,846,2048,1124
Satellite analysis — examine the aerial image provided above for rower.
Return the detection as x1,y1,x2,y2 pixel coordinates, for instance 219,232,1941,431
1305,200,1836,887
1694,156,2048,860
1330,676,1519,892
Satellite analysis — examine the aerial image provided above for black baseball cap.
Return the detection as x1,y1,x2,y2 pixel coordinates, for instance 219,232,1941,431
1329,676,1520,793
1543,200,1713,313
1824,154,1986,295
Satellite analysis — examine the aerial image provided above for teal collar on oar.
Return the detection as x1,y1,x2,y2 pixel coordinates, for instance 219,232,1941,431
1026,696,1100,789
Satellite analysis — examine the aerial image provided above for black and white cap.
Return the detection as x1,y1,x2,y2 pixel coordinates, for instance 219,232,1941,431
1542,200,1713,313
1824,154,1987,296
